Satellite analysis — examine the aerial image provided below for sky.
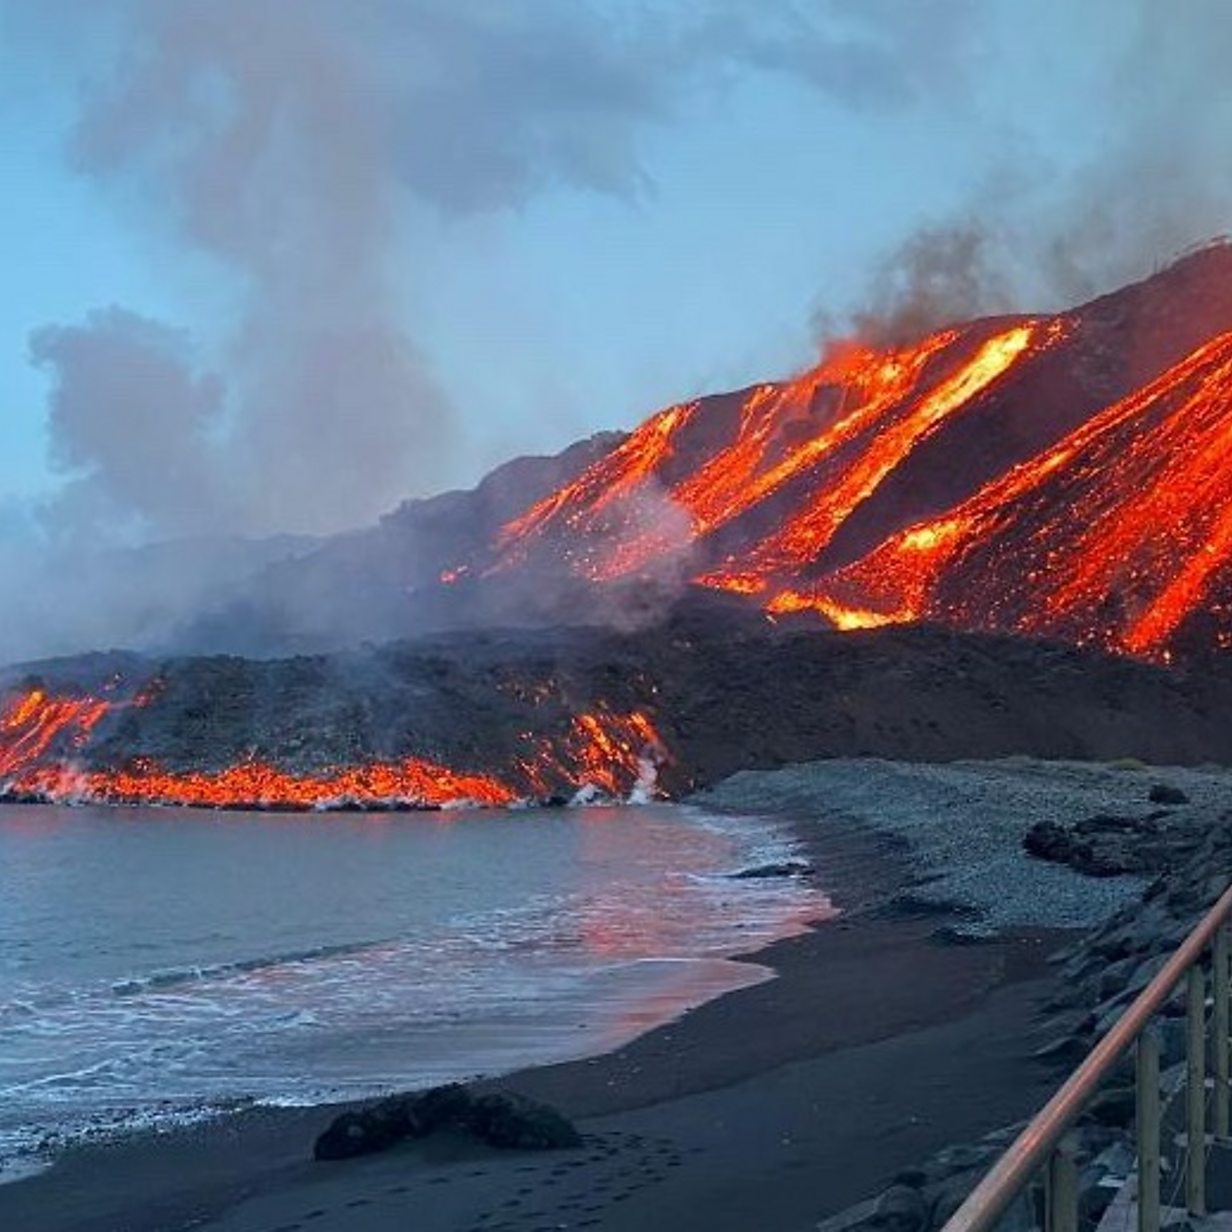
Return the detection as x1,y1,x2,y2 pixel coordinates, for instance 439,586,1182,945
0,0,1228,544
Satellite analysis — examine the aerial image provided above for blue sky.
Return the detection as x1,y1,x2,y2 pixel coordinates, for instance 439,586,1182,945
0,1,1221,536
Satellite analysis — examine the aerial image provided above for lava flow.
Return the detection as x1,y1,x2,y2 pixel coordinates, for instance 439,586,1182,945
463,244,1232,662
515,706,666,800
0,688,668,811
778,329,1232,659
486,318,1052,591
0,688,114,777
725,322,1043,584
491,400,699,580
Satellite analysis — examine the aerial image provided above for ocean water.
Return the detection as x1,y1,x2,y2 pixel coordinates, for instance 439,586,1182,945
0,801,830,1176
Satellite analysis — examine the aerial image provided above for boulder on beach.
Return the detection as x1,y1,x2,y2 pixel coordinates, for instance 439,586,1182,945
1021,812,1194,878
1148,782,1189,805
465,1091,582,1150
313,1083,580,1162
730,859,815,880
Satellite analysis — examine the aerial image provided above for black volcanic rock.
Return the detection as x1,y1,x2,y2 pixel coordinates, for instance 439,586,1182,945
1023,811,1200,878
9,622,1232,810
464,1092,582,1150
730,860,815,880
1148,782,1189,805
313,1085,579,1161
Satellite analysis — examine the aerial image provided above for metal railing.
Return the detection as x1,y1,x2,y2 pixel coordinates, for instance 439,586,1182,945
943,882,1232,1232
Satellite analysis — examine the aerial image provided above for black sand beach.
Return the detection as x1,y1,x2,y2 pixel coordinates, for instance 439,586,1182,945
0,808,1077,1232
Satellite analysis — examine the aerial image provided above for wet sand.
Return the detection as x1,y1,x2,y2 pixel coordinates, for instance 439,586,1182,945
0,816,1075,1232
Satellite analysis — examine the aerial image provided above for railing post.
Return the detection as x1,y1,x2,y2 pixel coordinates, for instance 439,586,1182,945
1216,925,1230,1139
938,884,1232,1232
1137,1028,1160,1232
1046,1143,1078,1232
1187,963,1207,1215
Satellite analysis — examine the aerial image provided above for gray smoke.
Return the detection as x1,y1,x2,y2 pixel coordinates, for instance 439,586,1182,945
21,0,979,544
62,0,458,537
30,308,225,538
823,0,1232,344
819,222,1017,348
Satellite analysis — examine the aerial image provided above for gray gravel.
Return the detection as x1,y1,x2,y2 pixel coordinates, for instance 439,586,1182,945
692,758,1232,931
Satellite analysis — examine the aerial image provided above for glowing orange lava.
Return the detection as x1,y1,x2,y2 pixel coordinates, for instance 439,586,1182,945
0,689,668,811
730,323,1041,583
0,689,115,777
515,707,666,800
489,321,1051,593
491,401,699,580
674,331,957,542
786,329,1232,658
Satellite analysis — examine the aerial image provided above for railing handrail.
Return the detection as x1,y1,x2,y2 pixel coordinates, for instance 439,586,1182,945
943,881,1232,1232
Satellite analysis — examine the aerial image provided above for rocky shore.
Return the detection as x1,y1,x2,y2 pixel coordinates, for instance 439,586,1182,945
698,759,1232,1232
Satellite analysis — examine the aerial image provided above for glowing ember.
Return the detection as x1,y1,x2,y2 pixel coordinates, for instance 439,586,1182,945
0,689,668,811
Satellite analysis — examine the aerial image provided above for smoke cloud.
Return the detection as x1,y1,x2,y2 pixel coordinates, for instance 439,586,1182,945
31,308,224,538
26,0,973,543
818,222,1017,348
8,0,1230,663
822,1,1232,344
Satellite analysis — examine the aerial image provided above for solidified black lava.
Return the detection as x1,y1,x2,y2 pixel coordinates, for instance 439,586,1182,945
7,613,1232,805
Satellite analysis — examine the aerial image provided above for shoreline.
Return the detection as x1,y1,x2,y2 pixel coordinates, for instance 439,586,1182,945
0,794,1081,1232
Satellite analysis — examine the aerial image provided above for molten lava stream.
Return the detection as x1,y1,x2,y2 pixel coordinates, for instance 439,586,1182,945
774,328,1232,657
738,323,1040,583
1,687,669,812
0,689,115,777
491,401,699,576
673,330,957,542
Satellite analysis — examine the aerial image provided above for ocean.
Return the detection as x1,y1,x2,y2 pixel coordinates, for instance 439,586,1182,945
0,800,829,1177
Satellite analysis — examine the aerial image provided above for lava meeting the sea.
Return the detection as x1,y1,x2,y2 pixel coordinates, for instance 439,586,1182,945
0,687,667,812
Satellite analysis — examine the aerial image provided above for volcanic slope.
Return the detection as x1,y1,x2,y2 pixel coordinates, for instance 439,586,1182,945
420,241,1232,664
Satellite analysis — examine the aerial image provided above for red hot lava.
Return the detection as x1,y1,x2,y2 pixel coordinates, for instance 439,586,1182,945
0,688,667,811
472,247,1232,662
